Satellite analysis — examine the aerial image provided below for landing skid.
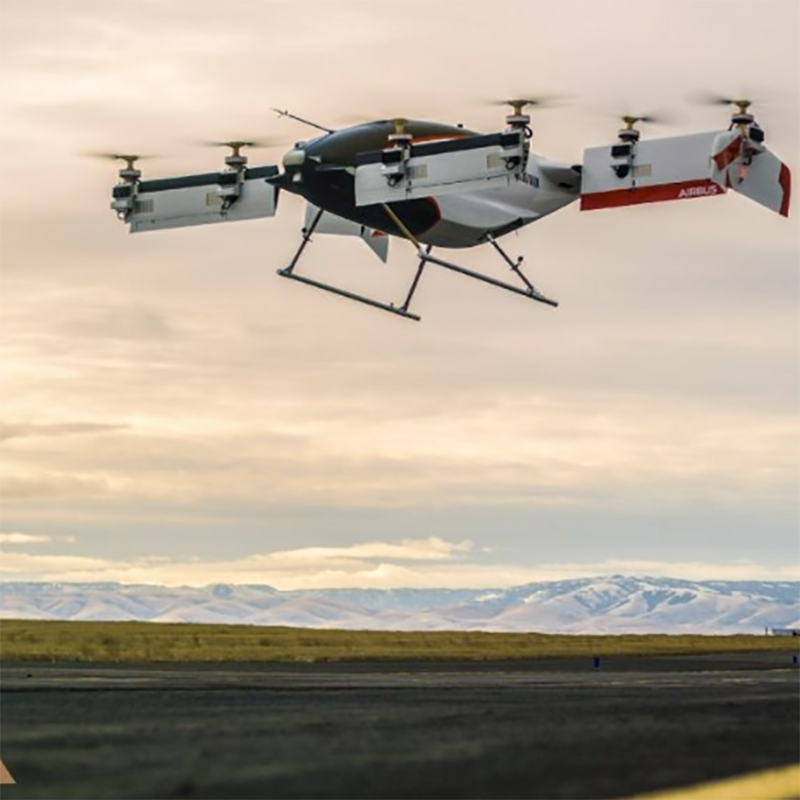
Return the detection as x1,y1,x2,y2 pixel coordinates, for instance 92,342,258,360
277,205,558,321
277,208,420,320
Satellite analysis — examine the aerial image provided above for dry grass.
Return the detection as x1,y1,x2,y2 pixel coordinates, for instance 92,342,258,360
0,619,797,663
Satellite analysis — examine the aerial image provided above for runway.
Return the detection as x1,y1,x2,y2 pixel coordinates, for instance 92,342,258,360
1,653,798,799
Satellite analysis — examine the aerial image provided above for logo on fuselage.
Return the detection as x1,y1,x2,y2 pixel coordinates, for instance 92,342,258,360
519,172,540,188
678,184,719,199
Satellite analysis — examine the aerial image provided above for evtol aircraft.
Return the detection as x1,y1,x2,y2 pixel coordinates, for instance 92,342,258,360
102,96,791,322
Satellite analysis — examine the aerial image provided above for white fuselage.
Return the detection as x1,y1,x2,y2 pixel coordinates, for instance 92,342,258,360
415,154,580,248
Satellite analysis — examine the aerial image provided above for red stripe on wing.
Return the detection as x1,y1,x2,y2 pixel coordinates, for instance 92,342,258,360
580,179,725,211
713,136,743,171
779,163,791,218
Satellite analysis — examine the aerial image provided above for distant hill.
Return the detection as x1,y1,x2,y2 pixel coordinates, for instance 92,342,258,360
1,576,798,634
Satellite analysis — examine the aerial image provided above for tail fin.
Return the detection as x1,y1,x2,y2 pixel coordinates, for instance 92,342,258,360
710,131,791,217
304,203,389,262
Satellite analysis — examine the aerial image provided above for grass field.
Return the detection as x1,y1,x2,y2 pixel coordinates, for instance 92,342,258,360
1,619,798,663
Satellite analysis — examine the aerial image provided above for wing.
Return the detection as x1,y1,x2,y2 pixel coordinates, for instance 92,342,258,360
580,131,790,217
111,166,280,232
353,132,527,207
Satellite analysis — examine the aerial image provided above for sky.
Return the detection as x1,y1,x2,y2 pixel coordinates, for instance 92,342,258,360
0,0,798,589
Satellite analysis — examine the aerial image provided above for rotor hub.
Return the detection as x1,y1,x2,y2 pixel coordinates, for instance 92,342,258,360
732,112,755,127
215,141,261,170
112,156,143,183
387,132,413,148
225,153,248,169
118,167,142,183
505,112,532,128
715,98,758,130
387,118,412,149
617,128,641,143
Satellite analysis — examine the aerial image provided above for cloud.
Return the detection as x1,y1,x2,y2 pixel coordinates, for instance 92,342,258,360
1,422,130,442
268,538,472,563
0,532,53,545
0,536,477,588
1,403,795,509
0,536,795,590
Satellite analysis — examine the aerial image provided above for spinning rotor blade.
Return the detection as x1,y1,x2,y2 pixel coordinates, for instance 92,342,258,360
335,112,417,126
620,113,663,124
616,112,673,129
489,95,563,112
690,91,749,106
337,116,412,130
84,152,158,173
85,152,156,162
84,151,156,181
196,137,287,150
687,91,762,114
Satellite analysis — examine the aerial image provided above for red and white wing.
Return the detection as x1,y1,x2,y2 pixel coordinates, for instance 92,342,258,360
581,132,724,211
580,131,790,217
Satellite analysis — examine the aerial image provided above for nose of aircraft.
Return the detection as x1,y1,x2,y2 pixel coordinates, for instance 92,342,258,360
282,147,306,168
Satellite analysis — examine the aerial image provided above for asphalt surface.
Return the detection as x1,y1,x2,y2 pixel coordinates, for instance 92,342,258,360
1,653,798,799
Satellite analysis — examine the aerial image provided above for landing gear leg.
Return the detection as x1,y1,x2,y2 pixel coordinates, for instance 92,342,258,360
277,207,421,321
381,203,558,310
400,245,432,314
484,234,557,307
280,207,323,276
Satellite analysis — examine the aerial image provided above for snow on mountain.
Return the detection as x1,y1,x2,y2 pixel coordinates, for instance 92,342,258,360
1,577,798,634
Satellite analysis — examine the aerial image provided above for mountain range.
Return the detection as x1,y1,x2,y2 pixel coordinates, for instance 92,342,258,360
1,576,798,634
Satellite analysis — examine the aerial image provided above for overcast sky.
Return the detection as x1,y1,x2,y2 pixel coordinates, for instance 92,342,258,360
1,0,798,589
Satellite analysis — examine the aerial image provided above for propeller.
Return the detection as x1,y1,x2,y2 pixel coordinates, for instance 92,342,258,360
618,113,669,130
84,152,156,182
195,138,290,170
490,97,563,137
328,114,420,149
607,112,672,144
689,92,758,115
386,117,413,149
85,152,155,168
336,117,411,130
196,138,286,154
335,111,418,127
688,92,768,131
390,118,408,135
490,96,562,114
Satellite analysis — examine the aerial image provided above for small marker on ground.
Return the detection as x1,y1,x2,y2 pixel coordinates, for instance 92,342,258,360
592,656,601,669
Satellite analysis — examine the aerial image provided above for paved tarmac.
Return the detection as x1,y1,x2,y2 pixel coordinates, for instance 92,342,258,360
1,653,798,799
